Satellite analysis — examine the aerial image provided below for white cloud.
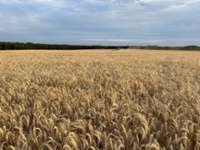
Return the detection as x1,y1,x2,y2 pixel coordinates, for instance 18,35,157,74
163,0,200,11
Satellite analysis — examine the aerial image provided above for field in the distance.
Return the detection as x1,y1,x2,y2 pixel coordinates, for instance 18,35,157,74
0,50,200,150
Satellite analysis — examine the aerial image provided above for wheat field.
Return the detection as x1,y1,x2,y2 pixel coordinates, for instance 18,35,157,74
0,50,200,150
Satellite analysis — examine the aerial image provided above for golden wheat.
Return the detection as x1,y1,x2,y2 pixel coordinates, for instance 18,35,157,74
0,49,199,150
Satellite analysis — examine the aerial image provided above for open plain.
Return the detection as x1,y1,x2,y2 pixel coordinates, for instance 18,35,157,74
0,49,200,150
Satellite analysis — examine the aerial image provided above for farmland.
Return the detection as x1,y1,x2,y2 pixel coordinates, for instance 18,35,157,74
0,50,200,150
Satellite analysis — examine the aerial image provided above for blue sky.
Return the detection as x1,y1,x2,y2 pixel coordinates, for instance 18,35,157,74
0,0,200,46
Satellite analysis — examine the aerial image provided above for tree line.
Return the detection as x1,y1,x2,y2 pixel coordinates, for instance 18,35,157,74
0,42,200,51
129,45,200,51
0,42,127,50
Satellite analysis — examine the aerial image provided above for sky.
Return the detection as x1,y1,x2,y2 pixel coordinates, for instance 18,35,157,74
0,0,200,46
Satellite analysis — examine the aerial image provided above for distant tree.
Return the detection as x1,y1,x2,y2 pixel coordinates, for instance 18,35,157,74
2,43,6,50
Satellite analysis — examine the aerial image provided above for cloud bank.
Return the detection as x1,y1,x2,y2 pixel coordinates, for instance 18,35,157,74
0,0,200,46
